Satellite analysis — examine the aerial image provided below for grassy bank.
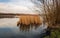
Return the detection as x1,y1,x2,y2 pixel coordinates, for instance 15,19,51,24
44,24,60,38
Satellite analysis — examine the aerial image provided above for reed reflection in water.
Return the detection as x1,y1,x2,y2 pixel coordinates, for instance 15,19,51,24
0,18,48,38
18,24,42,32
17,15,43,32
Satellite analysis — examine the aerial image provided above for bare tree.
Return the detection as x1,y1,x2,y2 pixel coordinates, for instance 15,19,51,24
31,0,60,38
31,0,60,28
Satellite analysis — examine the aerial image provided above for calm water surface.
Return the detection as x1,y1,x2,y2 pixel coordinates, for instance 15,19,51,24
0,18,47,38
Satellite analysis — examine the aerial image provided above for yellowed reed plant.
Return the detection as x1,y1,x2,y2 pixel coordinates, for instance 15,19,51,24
17,15,43,31
17,15,42,26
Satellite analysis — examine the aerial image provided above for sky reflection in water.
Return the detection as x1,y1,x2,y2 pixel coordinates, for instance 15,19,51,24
0,18,47,38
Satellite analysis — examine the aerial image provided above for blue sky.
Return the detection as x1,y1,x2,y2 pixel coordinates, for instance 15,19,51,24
0,0,10,2
0,0,43,14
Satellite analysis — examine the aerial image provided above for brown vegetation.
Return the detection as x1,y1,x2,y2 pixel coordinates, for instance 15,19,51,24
17,15,42,26
17,15,43,31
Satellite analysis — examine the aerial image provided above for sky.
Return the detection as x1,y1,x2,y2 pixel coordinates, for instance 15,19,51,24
0,0,43,14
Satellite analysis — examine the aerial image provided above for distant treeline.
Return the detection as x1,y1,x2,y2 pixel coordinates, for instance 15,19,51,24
0,15,16,18
0,13,46,18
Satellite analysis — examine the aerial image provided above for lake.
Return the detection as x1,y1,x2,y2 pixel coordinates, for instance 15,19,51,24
0,18,47,38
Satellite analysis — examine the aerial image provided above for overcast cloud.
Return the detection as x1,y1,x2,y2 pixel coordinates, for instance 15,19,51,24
0,0,43,14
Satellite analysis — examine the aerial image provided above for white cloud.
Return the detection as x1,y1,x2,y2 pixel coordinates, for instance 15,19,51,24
0,0,43,14
0,0,36,14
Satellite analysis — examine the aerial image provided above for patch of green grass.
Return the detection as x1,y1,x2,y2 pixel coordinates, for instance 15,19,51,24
44,29,60,38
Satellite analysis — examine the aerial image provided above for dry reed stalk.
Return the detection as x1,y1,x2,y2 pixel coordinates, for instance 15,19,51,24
17,15,42,26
